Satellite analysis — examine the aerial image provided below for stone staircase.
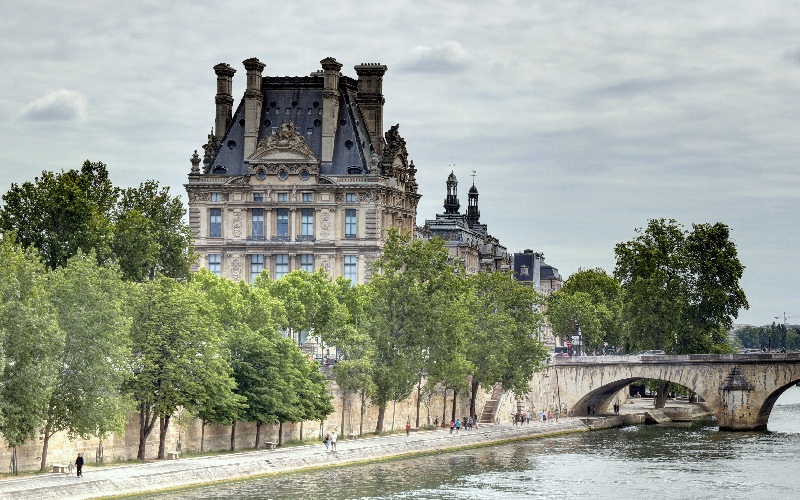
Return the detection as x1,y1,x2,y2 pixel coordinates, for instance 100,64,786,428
479,383,505,423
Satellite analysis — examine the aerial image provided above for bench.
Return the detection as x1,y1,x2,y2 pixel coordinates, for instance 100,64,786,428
166,451,180,460
264,442,276,450
52,464,68,473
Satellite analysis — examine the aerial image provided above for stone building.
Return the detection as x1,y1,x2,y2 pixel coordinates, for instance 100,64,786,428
512,249,563,347
419,171,509,273
186,57,420,284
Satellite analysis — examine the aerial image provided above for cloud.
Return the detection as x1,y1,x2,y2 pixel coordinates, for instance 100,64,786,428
17,89,87,121
783,47,800,65
398,41,472,73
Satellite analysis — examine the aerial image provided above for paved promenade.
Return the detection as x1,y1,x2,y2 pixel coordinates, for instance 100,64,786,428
0,420,589,499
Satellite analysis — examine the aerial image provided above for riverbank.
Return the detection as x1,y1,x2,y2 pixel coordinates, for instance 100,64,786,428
0,400,713,500
0,420,589,500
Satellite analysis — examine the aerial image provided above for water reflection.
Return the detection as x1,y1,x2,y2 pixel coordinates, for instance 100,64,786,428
131,386,800,500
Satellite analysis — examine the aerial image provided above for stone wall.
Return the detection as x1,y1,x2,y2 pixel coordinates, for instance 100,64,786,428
0,378,491,473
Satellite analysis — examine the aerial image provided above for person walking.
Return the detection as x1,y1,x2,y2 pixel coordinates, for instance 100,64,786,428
68,461,74,475
330,430,338,451
323,433,330,450
455,419,461,434
75,453,84,477
405,422,411,437
449,420,455,434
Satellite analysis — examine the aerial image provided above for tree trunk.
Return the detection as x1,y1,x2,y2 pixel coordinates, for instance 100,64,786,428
415,378,422,429
138,401,158,460
230,421,237,451
158,415,171,459
340,390,347,435
300,421,304,441
255,422,262,448
451,389,458,422
654,381,669,409
11,447,17,476
470,378,480,419
359,390,368,435
376,405,386,432
201,420,206,453
278,421,284,446
40,429,52,472
442,388,448,425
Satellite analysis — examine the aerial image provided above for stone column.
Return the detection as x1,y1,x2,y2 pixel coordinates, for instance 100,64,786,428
320,57,342,163
214,63,236,141
242,57,265,160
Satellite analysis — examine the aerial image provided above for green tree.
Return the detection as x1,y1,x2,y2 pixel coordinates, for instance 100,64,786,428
39,252,133,471
364,231,463,432
465,271,549,418
127,276,234,460
0,161,118,270
546,268,622,353
614,219,748,407
112,180,194,281
0,235,62,474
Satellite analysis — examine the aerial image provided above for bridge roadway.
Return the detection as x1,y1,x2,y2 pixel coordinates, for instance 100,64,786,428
550,353,800,431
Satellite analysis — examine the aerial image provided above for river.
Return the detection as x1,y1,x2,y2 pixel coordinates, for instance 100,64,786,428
137,385,800,500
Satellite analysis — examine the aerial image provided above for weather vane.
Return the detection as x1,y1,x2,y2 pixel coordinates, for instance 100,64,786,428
471,170,476,184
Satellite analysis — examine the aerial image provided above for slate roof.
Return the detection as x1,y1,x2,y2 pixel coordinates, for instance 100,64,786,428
209,76,373,177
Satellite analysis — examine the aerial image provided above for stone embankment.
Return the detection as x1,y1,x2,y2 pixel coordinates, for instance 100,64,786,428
0,420,587,500
0,399,711,500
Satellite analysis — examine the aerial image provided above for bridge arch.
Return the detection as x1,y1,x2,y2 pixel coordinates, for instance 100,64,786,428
550,354,800,430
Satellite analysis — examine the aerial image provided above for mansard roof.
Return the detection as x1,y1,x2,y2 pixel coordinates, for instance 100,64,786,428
209,76,374,177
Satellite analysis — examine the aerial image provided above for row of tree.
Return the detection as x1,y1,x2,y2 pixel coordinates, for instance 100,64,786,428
0,236,334,471
734,323,800,351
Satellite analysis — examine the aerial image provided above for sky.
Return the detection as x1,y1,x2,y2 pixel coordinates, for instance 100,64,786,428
1,1,798,326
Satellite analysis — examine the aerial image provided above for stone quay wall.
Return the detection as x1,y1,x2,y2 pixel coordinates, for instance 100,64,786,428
0,377,494,473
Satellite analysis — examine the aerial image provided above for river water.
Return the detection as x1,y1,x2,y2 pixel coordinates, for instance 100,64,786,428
143,385,800,500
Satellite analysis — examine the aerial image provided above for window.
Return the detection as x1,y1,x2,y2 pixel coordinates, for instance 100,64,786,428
278,192,288,202
276,209,289,236
208,254,221,276
346,193,356,202
275,254,289,279
344,255,357,283
253,192,264,202
345,209,357,238
302,192,312,202
301,208,314,236
210,208,222,238
250,254,264,282
252,208,264,238
211,192,221,202
300,254,314,273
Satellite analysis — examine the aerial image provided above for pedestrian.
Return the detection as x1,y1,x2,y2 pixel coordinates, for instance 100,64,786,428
547,410,552,422
455,419,461,434
406,422,411,437
68,461,74,475
587,405,591,416
555,409,560,422
323,433,330,450
330,430,337,451
614,403,619,415
75,453,84,477
450,420,455,434
569,408,574,418
434,416,440,428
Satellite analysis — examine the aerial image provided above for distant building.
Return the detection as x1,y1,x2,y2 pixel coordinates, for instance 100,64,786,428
185,57,420,285
512,249,563,347
418,172,509,273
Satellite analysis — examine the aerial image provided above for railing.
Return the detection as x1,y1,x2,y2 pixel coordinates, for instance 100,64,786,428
247,235,267,241
553,353,800,364
296,235,315,242
271,235,291,242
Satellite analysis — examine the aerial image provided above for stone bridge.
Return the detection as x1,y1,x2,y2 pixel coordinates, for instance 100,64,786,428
544,353,800,430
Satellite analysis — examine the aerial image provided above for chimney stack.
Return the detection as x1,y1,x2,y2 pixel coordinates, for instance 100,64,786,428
320,57,343,163
242,57,265,159
213,63,236,142
354,63,387,156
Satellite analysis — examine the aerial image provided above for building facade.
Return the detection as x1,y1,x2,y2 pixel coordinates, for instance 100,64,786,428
186,57,420,284
419,172,510,273
512,249,563,347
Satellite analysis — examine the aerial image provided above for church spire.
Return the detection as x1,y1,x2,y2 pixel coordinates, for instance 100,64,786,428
444,171,460,214
467,181,480,227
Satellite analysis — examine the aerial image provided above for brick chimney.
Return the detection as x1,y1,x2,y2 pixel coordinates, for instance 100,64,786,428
320,57,343,163
242,57,265,159
213,63,236,142
354,63,387,156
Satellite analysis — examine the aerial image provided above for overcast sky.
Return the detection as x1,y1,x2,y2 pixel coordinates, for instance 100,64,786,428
2,1,798,326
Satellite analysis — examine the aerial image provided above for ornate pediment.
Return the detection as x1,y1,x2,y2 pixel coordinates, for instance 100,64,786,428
247,121,319,164
382,124,408,179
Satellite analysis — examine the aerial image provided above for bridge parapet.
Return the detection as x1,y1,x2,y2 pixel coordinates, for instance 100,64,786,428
554,353,800,365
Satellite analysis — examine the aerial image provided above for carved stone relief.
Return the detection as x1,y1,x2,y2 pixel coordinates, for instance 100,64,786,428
231,211,242,237
320,211,331,239
231,258,242,281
